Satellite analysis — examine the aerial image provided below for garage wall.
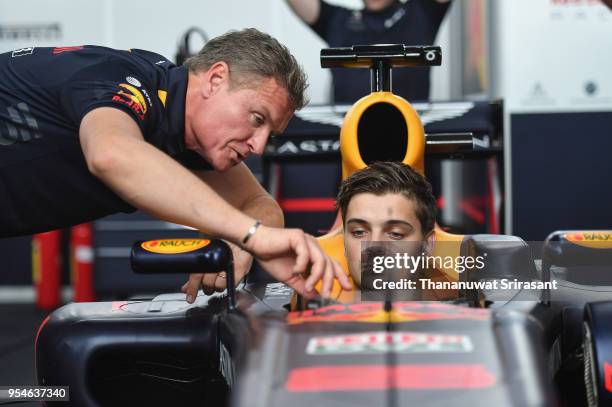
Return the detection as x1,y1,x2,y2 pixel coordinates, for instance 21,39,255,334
0,0,454,104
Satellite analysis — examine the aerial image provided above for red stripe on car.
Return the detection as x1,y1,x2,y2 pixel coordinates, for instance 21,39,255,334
286,364,496,392
604,361,612,392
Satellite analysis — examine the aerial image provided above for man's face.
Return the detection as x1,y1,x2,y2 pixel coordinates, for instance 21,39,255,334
185,67,293,171
363,0,395,12
343,192,432,286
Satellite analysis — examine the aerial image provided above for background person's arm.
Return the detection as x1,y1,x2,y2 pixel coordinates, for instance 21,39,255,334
285,0,321,25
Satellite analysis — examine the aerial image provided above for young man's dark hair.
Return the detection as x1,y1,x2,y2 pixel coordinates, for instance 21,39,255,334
336,161,437,235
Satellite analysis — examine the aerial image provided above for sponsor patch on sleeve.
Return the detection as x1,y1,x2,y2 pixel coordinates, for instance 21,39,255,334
52,46,84,55
111,82,150,121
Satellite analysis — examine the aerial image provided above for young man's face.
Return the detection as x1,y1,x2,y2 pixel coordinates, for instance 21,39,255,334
343,192,434,286
185,65,293,171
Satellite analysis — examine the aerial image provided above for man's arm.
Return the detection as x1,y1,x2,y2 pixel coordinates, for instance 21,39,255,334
286,0,321,25
195,163,284,229
80,107,352,298
183,164,284,298
80,107,255,243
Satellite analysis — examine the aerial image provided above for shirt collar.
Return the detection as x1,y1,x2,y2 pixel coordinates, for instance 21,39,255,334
162,65,188,155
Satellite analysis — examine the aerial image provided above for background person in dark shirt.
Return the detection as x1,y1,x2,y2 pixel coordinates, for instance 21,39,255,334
0,29,352,301
286,0,451,103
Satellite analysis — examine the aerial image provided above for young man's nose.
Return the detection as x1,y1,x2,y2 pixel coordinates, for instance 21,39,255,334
371,230,384,241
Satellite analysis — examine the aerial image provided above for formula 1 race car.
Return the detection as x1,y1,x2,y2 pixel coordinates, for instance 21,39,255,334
35,45,612,407
36,231,612,407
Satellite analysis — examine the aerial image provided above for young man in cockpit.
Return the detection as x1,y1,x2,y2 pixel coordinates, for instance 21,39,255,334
334,161,455,300
337,161,435,286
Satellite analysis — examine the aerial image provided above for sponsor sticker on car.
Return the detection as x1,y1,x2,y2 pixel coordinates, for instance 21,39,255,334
288,302,490,324
565,231,612,249
306,332,473,355
141,239,210,254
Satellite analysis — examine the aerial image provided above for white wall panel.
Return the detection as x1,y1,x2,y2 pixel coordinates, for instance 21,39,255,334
0,0,454,105
0,0,110,52
491,0,612,113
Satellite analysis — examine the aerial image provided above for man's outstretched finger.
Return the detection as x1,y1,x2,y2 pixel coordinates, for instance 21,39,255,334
202,274,217,295
333,259,353,290
285,272,317,300
321,258,335,298
214,272,228,291
291,232,311,275
303,235,327,291
304,257,332,297
185,273,203,303
305,248,324,292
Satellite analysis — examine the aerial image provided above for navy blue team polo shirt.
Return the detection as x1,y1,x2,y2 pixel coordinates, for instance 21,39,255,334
0,45,211,237
311,0,450,103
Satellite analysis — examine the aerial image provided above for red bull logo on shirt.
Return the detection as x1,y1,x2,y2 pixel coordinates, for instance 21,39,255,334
112,83,148,120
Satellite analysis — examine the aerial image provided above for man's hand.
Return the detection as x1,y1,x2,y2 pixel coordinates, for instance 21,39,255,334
183,164,283,303
246,225,352,299
182,241,253,303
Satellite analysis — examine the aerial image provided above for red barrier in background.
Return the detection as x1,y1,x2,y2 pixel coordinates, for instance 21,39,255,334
32,231,61,310
71,223,95,302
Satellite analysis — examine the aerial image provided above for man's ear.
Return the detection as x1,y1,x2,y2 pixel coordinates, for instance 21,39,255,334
423,230,436,255
201,61,230,98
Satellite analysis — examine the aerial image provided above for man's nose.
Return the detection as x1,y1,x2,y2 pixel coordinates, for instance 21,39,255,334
247,129,269,155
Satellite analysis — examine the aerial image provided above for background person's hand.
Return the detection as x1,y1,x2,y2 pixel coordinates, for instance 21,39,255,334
246,226,352,298
182,240,253,303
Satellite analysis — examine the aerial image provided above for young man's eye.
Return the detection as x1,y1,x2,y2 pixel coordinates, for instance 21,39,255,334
388,232,406,240
351,229,367,238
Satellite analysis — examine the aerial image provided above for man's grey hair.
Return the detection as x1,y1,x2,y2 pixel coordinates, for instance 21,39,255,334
183,28,308,110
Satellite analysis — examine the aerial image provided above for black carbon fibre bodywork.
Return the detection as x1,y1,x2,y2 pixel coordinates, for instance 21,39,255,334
35,233,612,406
